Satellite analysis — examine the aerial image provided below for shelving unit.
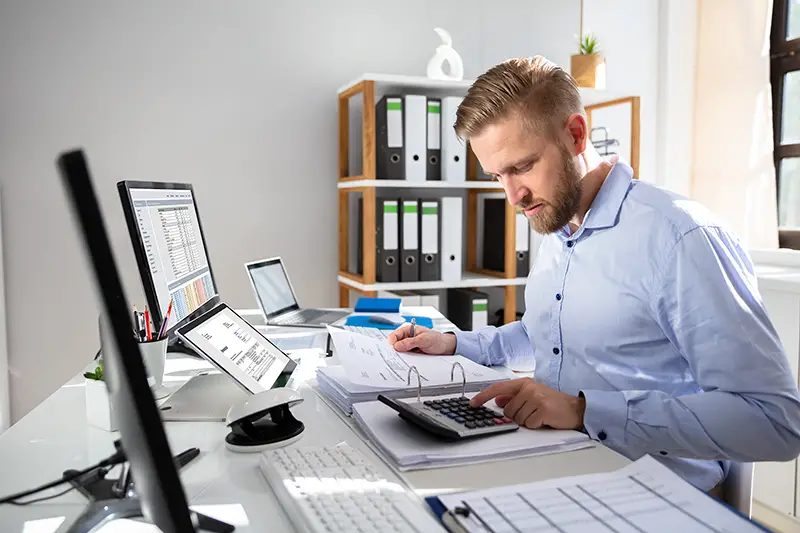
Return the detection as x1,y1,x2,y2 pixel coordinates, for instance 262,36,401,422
336,73,629,324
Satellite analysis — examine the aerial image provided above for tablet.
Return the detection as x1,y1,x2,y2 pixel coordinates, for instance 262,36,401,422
176,303,296,395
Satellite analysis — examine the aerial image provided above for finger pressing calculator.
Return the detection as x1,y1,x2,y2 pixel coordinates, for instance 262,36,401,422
377,394,520,440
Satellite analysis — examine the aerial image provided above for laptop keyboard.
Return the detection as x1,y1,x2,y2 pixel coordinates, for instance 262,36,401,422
282,309,345,325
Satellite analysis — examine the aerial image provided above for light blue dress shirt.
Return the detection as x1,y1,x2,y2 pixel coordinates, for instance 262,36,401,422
454,160,800,491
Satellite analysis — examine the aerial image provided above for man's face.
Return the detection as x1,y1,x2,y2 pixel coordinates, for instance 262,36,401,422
470,115,582,234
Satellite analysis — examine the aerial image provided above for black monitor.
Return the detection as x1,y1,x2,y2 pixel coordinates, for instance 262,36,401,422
57,149,232,533
117,180,219,341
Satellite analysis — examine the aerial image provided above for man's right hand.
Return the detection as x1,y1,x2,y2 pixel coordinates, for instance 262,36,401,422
387,323,457,355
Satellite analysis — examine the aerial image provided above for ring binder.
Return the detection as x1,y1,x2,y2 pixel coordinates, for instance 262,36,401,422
450,362,466,397
407,365,422,403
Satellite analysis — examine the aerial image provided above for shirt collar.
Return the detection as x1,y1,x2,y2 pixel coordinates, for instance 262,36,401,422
581,160,634,230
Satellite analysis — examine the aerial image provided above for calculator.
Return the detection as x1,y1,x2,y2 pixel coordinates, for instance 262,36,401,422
377,394,520,440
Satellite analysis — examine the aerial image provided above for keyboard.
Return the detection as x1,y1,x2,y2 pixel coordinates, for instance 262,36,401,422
258,443,444,533
342,325,392,340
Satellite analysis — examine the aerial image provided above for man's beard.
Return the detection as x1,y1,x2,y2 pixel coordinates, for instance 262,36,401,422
519,145,582,234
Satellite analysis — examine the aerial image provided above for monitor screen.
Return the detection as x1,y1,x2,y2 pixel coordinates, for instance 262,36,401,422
247,259,298,319
118,181,218,334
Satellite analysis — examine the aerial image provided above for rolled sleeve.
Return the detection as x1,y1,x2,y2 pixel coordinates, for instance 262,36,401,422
453,321,532,367
580,389,628,445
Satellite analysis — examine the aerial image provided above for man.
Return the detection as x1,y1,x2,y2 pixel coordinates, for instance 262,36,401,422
388,56,800,493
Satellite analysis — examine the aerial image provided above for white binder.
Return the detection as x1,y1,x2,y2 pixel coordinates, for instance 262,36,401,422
441,96,466,182
472,298,489,329
404,95,427,182
441,197,463,282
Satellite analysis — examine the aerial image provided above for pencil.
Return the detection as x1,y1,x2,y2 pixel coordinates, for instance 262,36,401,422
144,306,152,341
157,299,174,340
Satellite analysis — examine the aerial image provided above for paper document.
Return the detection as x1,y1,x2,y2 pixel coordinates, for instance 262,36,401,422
352,392,592,470
326,326,502,388
435,454,765,533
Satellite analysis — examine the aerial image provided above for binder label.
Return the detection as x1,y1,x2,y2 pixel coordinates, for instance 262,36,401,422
383,201,398,250
427,100,441,150
403,201,418,249
387,98,403,148
472,300,488,312
421,202,438,254
516,213,530,251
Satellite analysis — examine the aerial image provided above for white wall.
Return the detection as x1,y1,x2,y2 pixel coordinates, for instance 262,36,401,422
0,0,600,421
583,0,660,184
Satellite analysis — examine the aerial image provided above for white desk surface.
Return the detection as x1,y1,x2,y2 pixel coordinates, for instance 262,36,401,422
0,306,629,532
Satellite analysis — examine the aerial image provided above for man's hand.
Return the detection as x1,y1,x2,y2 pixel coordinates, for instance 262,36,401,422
470,378,586,430
387,324,457,355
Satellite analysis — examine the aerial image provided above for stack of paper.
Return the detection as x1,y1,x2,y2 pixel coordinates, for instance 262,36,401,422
351,392,594,470
317,327,514,414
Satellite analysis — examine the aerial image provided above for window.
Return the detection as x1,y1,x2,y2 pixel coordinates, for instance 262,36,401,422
771,0,800,249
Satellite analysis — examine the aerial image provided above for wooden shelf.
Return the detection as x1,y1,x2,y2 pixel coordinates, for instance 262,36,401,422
337,73,476,95
337,179,502,190
337,272,527,292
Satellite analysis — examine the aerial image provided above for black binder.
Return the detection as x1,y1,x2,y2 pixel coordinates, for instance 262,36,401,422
376,199,400,282
426,98,442,181
447,288,489,332
400,200,420,282
376,95,405,180
482,198,530,276
419,199,441,281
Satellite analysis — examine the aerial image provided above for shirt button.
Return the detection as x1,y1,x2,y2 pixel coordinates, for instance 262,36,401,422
598,431,607,441
566,241,574,248
553,347,560,355
555,293,562,301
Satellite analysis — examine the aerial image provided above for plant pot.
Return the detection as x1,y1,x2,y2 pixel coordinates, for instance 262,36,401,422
570,53,606,89
85,378,117,432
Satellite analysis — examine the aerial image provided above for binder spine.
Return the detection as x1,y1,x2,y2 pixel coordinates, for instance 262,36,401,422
426,99,442,180
419,199,441,281
401,200,420,282
376,200,400,282
376,96,405,180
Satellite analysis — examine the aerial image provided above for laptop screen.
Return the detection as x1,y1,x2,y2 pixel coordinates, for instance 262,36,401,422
248,259,299,319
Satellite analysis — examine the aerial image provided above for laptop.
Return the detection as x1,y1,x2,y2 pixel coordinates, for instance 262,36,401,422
245,257,349,328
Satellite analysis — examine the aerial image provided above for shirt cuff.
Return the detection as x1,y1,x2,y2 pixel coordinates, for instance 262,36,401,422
580,389,628,445
452,331,486,365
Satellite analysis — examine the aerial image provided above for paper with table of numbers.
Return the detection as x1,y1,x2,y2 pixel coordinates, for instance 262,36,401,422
435,454,768,533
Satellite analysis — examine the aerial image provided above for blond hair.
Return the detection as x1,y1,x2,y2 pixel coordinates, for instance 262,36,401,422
454,56,584,141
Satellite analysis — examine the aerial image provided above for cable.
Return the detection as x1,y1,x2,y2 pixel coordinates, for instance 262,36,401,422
6,484,78,506
0,444,126,506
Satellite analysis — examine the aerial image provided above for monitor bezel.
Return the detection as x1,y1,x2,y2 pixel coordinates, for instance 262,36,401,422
244,257,301,321
59,150,196,532
117,180,220,337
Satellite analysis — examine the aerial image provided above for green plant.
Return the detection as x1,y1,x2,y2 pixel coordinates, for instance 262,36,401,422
579,33,600,55
84,359,104,381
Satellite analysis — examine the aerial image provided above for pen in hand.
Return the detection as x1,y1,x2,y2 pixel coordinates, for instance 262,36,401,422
410,318,416,339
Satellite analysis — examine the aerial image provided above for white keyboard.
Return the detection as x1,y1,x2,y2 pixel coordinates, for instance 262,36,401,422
259,443,444,533
342,325,393,341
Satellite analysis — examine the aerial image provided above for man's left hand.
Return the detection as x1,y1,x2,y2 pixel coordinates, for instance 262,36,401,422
470,378,586,430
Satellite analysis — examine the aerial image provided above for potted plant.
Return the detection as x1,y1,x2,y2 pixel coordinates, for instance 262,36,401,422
570,33,606,89
84,360,117,432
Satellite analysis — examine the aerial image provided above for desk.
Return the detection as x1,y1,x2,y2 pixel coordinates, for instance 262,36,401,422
0,306,629,532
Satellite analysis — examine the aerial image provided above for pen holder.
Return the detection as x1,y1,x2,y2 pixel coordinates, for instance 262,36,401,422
139,337,168,398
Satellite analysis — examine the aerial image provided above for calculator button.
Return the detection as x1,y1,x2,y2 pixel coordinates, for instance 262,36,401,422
493,418,505,424
465,421,476,428
447,413,459,419
455,417,465,424
501,417,513,424
423,401,434,406
485,420,496,426
475,420,486,427
439,409,450,414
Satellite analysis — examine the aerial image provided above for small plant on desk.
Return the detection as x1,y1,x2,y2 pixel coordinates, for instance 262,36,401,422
84,360,104,381
85,359,117,432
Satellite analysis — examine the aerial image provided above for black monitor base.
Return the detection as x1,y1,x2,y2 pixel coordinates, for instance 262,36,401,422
64,467,119,501
65,498,234,533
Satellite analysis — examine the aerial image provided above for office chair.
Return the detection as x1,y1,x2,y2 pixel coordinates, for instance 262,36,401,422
723,461,754,517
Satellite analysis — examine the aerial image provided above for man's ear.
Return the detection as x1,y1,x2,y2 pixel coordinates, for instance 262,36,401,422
565,113,589,154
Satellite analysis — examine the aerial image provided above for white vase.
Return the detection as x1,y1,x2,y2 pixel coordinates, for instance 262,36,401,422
85,378,117,432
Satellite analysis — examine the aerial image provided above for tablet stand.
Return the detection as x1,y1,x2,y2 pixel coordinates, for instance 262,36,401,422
158,372,248,422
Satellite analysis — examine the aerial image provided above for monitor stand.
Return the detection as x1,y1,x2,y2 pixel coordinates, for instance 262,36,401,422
66,498,234,533
158,372,248,422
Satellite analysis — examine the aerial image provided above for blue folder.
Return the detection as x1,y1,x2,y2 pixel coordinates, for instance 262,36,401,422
353,297,402,313
344,315,434,330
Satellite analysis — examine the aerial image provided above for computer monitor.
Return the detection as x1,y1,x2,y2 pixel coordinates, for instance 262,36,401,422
117,180,219,339
57,149,232,533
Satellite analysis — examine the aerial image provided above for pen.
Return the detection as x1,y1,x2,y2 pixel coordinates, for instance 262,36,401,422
157,299,174,340
410,318,416,339
133,306,141,341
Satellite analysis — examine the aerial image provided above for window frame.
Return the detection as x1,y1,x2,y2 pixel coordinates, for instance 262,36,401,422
771,0,800,249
